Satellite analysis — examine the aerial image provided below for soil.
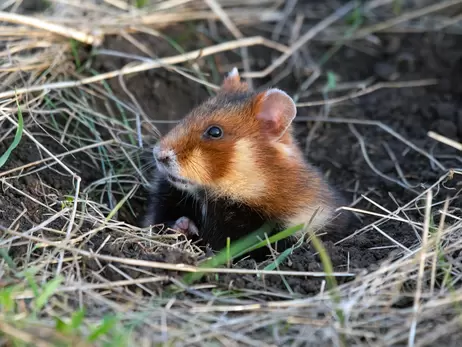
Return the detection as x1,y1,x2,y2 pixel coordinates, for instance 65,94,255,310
2,24,462,297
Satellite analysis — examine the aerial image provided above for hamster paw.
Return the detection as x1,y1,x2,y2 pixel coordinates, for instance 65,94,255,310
172,216,199,237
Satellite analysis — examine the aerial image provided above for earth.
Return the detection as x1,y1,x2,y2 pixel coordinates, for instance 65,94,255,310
1,21,462,297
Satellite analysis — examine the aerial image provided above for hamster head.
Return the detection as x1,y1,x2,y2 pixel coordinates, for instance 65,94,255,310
152,68,300,202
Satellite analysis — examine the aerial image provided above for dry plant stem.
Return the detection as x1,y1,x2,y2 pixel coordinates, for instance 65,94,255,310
1,179,58,213
0,140,115,178
348,123,419,193
5,115,81,275
371,225,412,253
339,206,422,227
6,116,77,177
0,321,52,347
337,171,450,245
428,131,462,151
408,189,432,347
1,225,354,278
0,36,287,100
295,116,446,171
271,0,298,41
0,11,101,45
117,8,284,28
241,1,356,78
57,177,81,275
415,315,462,347
0,208,70,247
352,0,462,40
382,142,416,189
296,79,438,107
430,198,449,295
203,0,253,89
103,0,131,10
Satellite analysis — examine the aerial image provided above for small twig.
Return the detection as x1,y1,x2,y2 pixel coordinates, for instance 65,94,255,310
340,206,423,227
271,0,298,41
296,79,438,107
428,131,462,152
382,142,418,189
56,176,81,275
349,124,420,193
408,189,432,347
430,198,450,295
0,36,288,100
203,0,253,88
241,1,356,78
353,0,462,40
0,208,70,247
0,139,115,178
6,116,77,177
336,171,450,247
294,117,446,172
372,225,412,253
0,11,102,45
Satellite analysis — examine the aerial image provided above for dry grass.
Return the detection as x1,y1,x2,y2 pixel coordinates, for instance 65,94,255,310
1,0,462,346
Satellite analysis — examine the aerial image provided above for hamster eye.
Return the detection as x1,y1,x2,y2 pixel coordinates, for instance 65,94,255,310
204,125,223,139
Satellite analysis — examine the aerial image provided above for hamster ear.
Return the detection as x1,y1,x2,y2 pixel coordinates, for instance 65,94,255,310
253,88,297,140
219,67,249,93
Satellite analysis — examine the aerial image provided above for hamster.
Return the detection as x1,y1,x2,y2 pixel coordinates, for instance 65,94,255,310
142,67,350,258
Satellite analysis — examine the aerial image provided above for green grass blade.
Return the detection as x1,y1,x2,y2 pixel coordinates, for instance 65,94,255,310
0,95,24,168
263,247,293,272
233,223,304,259
88,315,117,341
182,222,276,284
35,275,64,311
0,249,17,271
182,222,303,284
71,308,86,329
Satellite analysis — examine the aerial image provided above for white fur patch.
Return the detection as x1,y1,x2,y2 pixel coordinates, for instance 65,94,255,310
215,138,266,200
274,143,294,157
152,144,198,193
153,145,178,171
286,204,334,238
228,67,239,77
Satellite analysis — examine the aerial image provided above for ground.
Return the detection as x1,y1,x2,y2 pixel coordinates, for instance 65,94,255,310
2,27,461,298
1,2,462,345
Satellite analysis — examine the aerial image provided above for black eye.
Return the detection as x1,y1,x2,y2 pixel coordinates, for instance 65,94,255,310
204,125,223,139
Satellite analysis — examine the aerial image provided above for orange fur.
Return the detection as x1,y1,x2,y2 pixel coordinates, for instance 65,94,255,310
156,68,340,233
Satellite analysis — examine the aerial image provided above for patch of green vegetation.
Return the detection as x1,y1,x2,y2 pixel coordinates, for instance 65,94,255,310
60,196,75,210
324,71,338,92
345,2,363,27
135,0,148,8
70,39,81,69
55,308,85,334
182,222,304,285
0,95,24,168
392,0,403,15
0,270,133,346
0,249,17,271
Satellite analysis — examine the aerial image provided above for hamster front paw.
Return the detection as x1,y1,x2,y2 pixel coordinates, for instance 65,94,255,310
171,216,199,237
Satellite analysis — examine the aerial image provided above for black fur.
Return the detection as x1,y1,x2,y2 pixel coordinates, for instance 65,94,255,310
142,175,292,261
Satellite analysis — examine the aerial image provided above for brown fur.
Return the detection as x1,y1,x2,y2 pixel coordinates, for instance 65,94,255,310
156,70,341,232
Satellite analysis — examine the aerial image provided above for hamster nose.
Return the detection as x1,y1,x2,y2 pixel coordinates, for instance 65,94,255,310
153,145,172,165
157,153,171,165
